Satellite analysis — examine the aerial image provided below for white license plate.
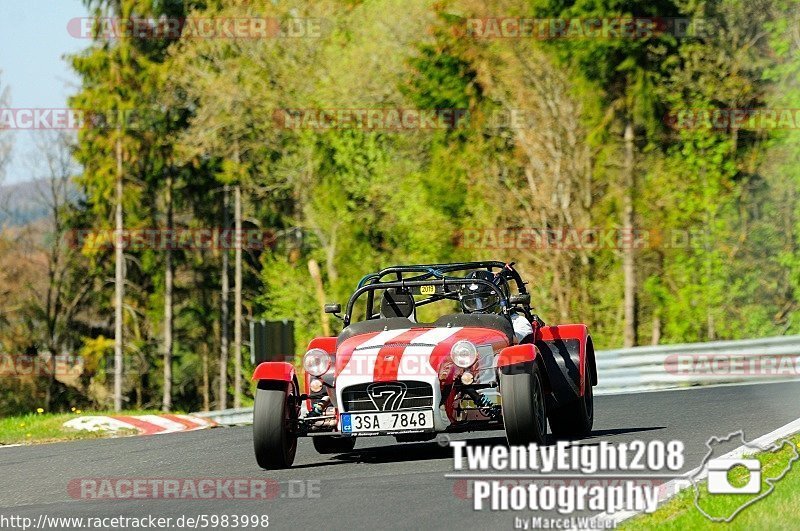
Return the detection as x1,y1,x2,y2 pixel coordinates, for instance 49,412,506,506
341,410,434,434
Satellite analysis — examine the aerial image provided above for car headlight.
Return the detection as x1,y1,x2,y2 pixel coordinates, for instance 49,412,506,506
303,348,331,376
450,340,478,368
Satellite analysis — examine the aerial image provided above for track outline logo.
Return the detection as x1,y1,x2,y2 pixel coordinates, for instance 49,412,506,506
691,430,799,522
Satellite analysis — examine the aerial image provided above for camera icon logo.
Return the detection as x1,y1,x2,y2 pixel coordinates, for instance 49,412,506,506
707,458,761,494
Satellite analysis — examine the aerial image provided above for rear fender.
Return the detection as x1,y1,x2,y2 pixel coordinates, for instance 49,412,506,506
535,324,593,404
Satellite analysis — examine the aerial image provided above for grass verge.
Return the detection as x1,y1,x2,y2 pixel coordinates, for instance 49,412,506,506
0,410,162,445
624,434,800,530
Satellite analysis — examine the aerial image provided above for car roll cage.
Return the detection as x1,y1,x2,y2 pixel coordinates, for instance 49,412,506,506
344,261,529,326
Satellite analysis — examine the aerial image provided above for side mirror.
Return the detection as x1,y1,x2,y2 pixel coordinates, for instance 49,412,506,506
509,293,531,306
324,303,342,314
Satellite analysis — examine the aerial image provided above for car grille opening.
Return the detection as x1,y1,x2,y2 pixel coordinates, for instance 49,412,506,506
341,381,434,412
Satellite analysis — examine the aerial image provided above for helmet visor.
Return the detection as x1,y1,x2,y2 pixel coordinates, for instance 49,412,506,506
460,292,500,313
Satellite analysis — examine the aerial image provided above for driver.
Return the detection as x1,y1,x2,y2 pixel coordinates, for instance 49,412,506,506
458,270,534,344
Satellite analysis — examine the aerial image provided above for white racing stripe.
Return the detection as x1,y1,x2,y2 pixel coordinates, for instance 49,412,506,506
339,328,410,379
398,327,463,379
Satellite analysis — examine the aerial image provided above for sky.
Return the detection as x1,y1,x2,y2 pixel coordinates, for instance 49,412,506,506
0,0,89,184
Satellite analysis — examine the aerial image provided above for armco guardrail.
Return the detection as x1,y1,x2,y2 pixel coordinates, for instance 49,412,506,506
595,334,800,394
193,407,253,426
199,335,800,423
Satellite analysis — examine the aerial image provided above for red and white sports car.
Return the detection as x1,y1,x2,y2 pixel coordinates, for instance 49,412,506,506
252,261,597,469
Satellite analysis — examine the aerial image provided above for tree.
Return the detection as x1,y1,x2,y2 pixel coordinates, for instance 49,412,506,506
71,0,192,410
531,0,681,345
28,132,91,408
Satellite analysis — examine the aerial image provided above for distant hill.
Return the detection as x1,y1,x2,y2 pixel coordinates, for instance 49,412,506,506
0,178,79,226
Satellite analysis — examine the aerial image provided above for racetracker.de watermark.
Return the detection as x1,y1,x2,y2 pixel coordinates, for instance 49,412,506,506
458,228,711,251
273,108,470,131
67,478,321,500
665,109,800,130
664,354,800,378
272,108,544,131
67,17,328,39
67,228,277,251
0,108,181,131
462,17,709,40
0,354,82,377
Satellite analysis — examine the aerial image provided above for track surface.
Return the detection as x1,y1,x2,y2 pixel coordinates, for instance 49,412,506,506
2,381,799,530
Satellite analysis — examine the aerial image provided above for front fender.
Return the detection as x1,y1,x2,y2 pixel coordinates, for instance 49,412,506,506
252,361,295,383
497,343,538,368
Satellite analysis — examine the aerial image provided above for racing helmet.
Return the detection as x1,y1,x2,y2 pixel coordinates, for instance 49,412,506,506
459,270,507,314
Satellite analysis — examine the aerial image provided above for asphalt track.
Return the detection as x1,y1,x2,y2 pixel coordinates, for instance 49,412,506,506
2,381,799,530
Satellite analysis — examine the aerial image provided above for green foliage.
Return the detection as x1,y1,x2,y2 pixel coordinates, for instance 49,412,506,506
5,0,799,414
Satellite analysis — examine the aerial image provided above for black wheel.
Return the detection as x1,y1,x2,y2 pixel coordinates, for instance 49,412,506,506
548,380,593,438
253,381,298,469
500,362,547,445
312,436,356,454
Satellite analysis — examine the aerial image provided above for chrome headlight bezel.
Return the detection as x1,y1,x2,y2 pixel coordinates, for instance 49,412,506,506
450,340,478,368
302,348,332,376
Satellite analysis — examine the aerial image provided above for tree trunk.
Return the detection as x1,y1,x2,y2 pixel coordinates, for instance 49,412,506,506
233,184,243,409
113,136,125,412
707,313,716,341
219,185,230,410
308,259,331,336
651,253,664,346
162,173,174,412
202,341,210,411
651,313,661,345
623,121,638,348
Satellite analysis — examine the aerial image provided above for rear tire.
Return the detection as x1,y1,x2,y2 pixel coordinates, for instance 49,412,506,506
548,380,593,438
312,436,356,454
500,362,547,445
253,381,298,469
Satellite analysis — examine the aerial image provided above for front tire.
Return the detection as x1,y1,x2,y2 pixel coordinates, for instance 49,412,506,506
253,381,298,469
312,436,356,454
500,362,547,445
548,380,593,438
